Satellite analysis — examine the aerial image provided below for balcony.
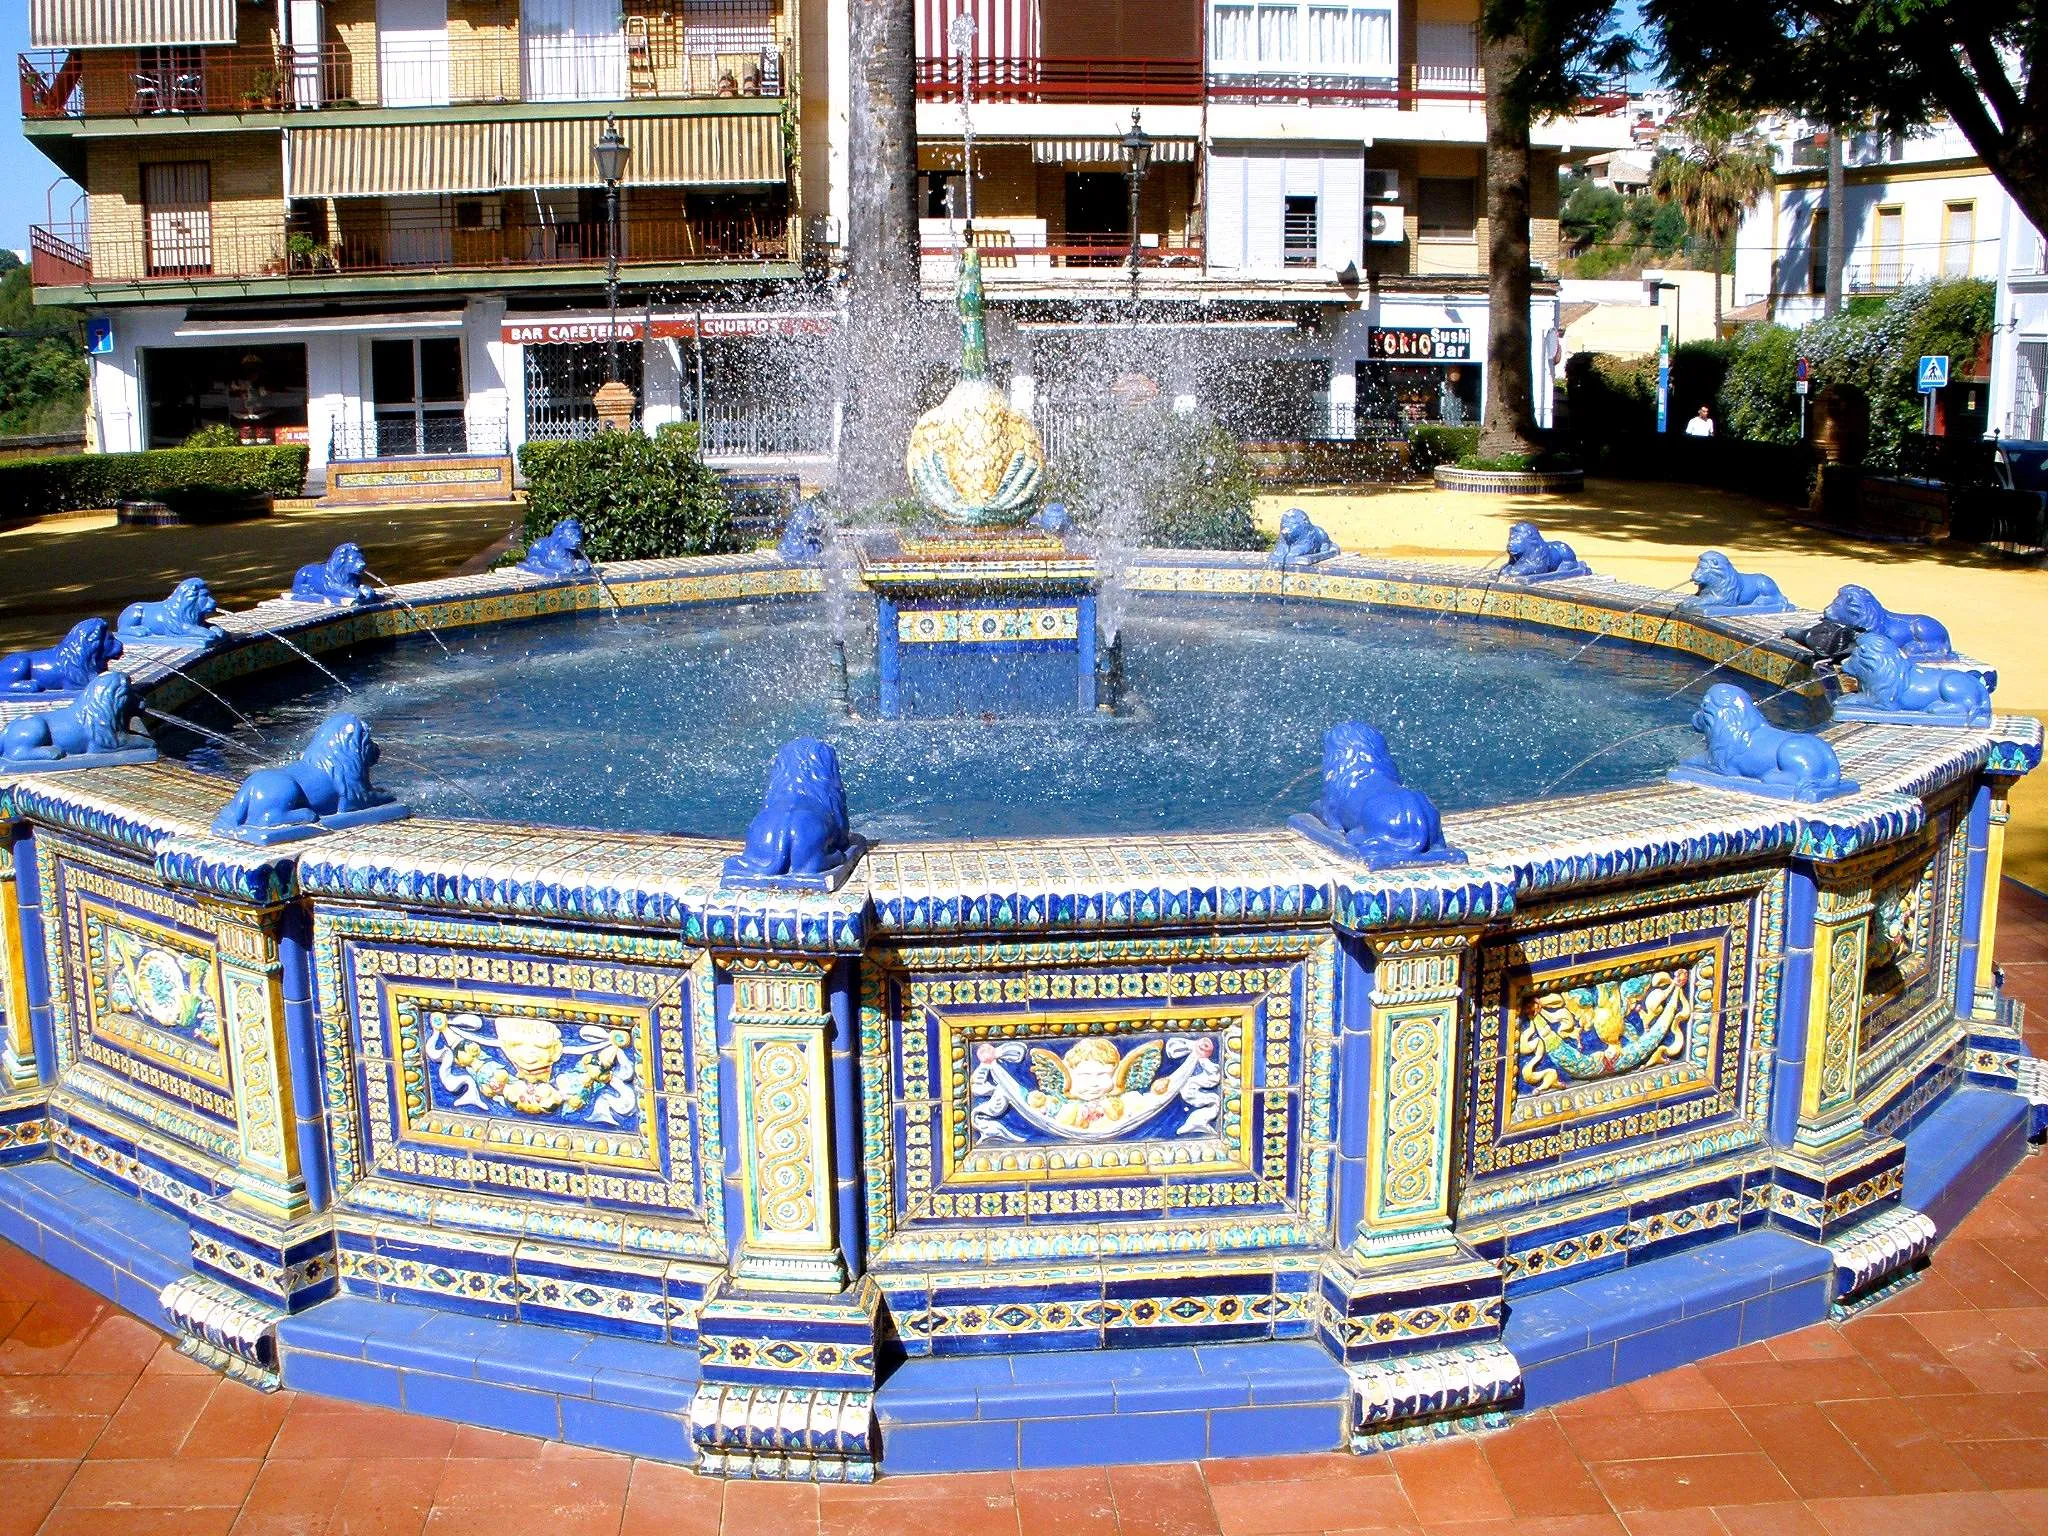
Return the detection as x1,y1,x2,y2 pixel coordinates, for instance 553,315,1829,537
30,209,795,297
20,27,785,119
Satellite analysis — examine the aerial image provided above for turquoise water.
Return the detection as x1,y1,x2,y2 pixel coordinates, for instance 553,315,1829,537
165,597,1823,841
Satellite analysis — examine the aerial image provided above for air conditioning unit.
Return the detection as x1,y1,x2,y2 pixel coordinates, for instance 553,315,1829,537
1365,169,1401,203
1366,205,1405,243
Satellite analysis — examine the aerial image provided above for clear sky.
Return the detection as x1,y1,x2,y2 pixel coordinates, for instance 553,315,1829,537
4,11,83,257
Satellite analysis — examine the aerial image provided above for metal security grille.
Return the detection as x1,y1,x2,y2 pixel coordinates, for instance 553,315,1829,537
143,161,212,275
1282,194,1318,266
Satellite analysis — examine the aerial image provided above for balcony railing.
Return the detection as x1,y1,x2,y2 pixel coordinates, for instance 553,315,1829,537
914,56,1203,104
30,212,794,288
921,225,1202,270
20,31,784,118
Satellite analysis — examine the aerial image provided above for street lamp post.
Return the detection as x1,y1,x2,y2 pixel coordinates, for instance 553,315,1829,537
592,118,631,385
1646,278,1682,434
1121,109,1153,312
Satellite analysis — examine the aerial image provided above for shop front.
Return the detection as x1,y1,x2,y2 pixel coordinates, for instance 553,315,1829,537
1356,322,1482,436
504,308,840,465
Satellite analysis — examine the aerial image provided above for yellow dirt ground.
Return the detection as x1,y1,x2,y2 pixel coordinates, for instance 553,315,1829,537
1256,479,2048,891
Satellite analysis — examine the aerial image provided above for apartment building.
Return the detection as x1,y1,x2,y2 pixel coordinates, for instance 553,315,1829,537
909,0,1633,438
1731,121,2048,441
21,0,830,483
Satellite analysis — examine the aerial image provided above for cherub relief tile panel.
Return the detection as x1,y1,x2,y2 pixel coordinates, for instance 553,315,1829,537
311,908,723,1262
860,931,1338,1264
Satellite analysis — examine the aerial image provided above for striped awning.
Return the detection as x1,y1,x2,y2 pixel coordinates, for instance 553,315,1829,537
31,0,235,47
289,115,784,198
1031,138,1197,165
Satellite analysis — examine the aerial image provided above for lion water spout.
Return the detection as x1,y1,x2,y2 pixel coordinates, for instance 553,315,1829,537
364,570,453,656
252,625,354,695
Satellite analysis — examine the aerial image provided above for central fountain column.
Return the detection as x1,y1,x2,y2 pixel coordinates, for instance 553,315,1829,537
856,243,1101,718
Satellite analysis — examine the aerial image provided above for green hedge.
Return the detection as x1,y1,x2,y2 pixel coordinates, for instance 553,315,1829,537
1042,403,1265,551
518,423,741,562
0,444,308,519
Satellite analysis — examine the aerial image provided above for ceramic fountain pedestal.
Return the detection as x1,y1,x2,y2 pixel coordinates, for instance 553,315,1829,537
856,530,1101,720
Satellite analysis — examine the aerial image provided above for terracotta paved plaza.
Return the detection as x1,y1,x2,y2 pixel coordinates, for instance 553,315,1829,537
0,882,2043,1535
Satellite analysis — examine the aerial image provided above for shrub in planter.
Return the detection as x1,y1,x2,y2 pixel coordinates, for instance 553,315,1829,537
1408,425,1479,474
1043,403,1264,550
517,423,741,562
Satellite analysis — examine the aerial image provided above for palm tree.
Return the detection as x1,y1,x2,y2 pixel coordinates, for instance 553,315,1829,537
1476,1,1633,461
1649,111,1774,333
841,0,920,507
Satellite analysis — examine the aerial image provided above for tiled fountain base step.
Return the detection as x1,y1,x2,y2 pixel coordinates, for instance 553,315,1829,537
874,1340,1350,1473
0,1078,2032,1473
1904,1085,2032,1237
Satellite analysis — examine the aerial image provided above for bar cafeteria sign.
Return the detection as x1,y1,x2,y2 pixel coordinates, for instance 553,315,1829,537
1368,326,1472,361
503,313,837,345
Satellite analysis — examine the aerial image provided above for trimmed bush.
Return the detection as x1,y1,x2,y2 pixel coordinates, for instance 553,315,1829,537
518,423,741,562
1407,425,1479,473
0,445,308,519
1043,403,1264,550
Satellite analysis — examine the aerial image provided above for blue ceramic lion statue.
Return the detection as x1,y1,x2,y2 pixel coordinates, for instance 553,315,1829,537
1823,584,1953,661
777,501,829,564
724,737,862,887
288,542,376,605
118,577,223,646
1840,633,1993,728
1031,501,1073,536
1675,683,1855,802
0,618,123,696
1687,551,1792,616
1296,721,1464,869
519,518,593,578
210,714,398,839
1272,508,1339,570
0,672,150,766
1503,521,1592,582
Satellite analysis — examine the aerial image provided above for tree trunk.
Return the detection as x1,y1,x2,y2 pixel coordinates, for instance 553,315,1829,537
1713,236,1724,334
840,0,920,509
1478,27,1540,460
1823,124,1845,318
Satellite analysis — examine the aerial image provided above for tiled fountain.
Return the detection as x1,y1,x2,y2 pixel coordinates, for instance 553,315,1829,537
0,254,2041,1480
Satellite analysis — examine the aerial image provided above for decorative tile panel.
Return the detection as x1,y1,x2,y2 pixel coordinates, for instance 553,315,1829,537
1462,869,1782,1215
1856,795,1966,1102
311,909,720,1259
861,931,1336,1263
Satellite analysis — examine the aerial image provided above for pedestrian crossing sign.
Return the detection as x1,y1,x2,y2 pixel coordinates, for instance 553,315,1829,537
1918,355,1950,392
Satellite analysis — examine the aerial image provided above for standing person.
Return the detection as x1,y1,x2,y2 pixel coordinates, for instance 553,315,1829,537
1438,367,1468,426
1685,404,1716,438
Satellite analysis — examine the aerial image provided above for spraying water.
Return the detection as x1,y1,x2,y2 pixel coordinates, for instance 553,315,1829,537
152,661,271,739
252,625,355,695
364,570,453,656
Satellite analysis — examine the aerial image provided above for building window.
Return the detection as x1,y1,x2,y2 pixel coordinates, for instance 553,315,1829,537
143,344,308,448
1283,195,1319,265
371,336,467,456
1210,0,1394,74
1808,208,1829,295
922,171,964,219
525,343,644,440
1874,204,1904,288
1943,201,1975,277
1417,177,1476,240
143,161,213,276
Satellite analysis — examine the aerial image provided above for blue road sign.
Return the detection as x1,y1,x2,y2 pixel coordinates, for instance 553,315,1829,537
84,317,113,356
1917,354,1950,392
